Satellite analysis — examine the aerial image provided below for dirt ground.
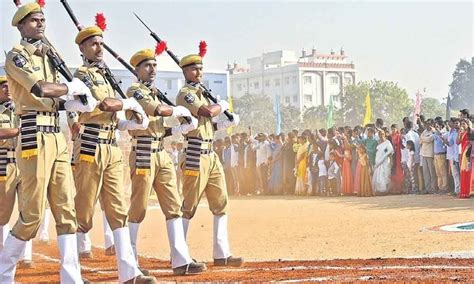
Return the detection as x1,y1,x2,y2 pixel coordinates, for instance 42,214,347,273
12,195,474,282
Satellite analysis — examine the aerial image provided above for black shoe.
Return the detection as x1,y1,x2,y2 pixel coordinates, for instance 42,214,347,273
124,275,157,284
139,267,150,276
173,262,207,275
213,256,244,267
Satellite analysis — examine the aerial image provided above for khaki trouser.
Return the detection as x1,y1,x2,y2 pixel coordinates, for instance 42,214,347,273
74,144,128,233
13,133,77,240
0,163,21,226
434,153,448,191
128,150,182,222
181,152,228,219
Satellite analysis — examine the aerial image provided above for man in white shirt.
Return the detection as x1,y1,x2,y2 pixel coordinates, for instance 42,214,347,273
252,133,272,195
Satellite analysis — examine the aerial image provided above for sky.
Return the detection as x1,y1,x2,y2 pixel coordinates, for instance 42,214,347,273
1,0,473,101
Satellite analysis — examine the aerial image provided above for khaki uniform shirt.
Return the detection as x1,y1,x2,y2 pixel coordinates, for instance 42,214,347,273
126,82,165,138
176,83,214,140
5,40,60,114
73,65,117,125
0,103,18,149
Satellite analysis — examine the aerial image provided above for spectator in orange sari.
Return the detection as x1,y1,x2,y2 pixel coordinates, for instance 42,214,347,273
457,118,472,199
390,124,404,194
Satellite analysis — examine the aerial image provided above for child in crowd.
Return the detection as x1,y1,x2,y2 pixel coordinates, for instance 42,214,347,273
318,153,327,195
406,140,419,194
327,152,340,196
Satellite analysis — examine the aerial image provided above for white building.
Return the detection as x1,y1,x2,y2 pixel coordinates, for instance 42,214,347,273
228,48,356,113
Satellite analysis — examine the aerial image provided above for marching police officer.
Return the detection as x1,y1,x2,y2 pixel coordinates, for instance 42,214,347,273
72,26,156,283
126,48,206,275
0,76,33,269
176,49,243,267
0,2,97,282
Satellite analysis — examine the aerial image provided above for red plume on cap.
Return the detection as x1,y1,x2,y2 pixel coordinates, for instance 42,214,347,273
155,41,167,56
36,0,45,8
199,41,207,58
13,0,21,7
95,13,107,31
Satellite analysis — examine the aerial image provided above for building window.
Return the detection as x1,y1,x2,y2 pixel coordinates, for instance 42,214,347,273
285,77,290,85
292,76,297,84
237,84,242,91
274,79,280,86
166,79,172,90
254,82,260,89
330,77,339,85
344,77,352,85
293,95,298,103
214,80,223,84
304,95,312,103
304,76,312,85
265,80,270,87
285,97,290,104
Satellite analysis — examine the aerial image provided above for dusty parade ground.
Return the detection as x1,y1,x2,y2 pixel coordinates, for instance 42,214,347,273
14,195,474,282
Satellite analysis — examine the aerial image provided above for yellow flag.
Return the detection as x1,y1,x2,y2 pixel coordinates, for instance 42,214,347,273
363,91,372,126
227,94,234,135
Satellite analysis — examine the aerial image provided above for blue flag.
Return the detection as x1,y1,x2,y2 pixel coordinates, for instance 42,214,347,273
273,95,282,134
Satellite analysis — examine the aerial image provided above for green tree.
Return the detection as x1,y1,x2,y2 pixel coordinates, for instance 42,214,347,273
420,97,446,120
233,94,274,134
302,105,328,130
341,80,413,126
449,58,473,110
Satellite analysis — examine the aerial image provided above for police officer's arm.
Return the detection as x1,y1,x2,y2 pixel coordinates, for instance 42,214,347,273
5,52,68,98
0,128,20,139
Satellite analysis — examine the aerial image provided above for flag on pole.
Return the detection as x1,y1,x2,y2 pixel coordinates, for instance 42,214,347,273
413,90,422,124
363,91,372,126
227,94,234,135
273,95,282,134
446,92,452,120
326,95,334,129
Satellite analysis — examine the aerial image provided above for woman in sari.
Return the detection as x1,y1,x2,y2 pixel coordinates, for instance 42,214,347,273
268,134,284,195
372,131,394,194
357,145,373,197
457,119,472,199
341,137,353,195
295,136,310,195
390,124,404,194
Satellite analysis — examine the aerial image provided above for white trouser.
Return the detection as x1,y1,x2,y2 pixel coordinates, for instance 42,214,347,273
0,234,25,282
57,234,83,283
166,218,192,268
0,225,31,262
213,215,231,259
38,208,51,241
77,232,92,253
113,227,141,282
128,222,140,261
103,212,114,249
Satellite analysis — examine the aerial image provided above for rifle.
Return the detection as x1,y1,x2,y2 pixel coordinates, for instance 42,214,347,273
60,0,183,116
134,12,234,122
42,37,88,105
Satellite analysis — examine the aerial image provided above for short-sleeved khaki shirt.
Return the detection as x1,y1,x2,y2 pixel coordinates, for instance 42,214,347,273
74,66,117,125
126,82,165,138
5,40,60,114
0,103,19,149
176,83,214,140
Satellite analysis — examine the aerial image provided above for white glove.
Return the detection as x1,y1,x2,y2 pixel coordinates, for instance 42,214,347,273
64,96,99,113
121,98,145,115
64,78,91,100
171,106,192,118
216,100,229,114
171,115,198,136
117,116,149,131
216,114,240,130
